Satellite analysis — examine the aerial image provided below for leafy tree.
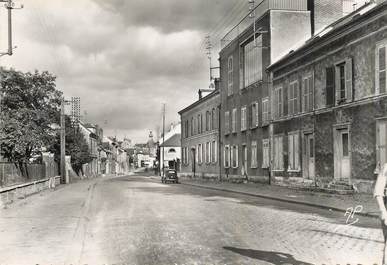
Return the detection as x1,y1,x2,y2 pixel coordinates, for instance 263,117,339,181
0,68,62,176
49,116,93,176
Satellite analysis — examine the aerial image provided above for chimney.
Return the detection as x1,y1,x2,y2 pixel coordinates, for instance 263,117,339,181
198,89,202,100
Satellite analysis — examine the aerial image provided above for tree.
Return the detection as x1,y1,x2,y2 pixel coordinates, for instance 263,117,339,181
49,116,93,176
0,68,62,176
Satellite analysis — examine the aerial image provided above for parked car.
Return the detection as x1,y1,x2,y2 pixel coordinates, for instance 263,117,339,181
161,169,178,184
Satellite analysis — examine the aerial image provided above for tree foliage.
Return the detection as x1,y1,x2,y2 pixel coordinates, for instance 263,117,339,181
0,68,62,165
49,116,93,175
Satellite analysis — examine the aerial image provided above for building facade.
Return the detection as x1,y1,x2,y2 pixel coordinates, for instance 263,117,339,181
219,0,358,183
179,89,220,180
267,1,387,192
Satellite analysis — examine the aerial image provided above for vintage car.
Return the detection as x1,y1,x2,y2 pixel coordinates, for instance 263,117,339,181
161,169,179,184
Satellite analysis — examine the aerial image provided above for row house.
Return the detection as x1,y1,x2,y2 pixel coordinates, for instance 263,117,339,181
179,88,220,180
219,0,350,183
266,1,387,192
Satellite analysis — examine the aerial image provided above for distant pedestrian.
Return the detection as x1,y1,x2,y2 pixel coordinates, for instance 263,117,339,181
374,163,387,265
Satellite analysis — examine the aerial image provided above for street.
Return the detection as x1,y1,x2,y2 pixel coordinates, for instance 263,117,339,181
0,174,383,265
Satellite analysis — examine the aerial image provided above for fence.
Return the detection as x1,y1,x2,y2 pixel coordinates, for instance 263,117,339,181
0,162,59,188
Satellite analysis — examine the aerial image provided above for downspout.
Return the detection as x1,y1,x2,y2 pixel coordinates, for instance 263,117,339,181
218,104,222,181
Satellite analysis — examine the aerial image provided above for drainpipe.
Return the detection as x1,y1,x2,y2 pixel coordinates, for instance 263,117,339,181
218,104,222,181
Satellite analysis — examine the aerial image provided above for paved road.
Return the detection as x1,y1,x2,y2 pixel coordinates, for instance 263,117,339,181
0,174,383,265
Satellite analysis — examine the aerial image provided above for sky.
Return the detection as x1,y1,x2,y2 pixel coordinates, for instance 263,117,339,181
0,0,249,143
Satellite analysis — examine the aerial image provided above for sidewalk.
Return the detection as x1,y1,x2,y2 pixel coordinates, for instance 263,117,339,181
179,178,380,218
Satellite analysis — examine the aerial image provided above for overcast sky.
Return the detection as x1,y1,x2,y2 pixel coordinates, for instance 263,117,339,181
0,0,249,143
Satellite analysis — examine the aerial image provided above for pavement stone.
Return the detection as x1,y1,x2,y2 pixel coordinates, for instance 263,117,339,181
178,178,380,218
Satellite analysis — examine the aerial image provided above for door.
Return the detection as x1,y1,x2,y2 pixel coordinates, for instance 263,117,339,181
335,129,350,180
303,134,315,179
242,145,247,176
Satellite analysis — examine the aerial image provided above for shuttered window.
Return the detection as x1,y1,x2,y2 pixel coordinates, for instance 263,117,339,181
273,135,283,170
232,108,237,133
335,58,353,104
274,87,283,119
377,121,387,170
224,145,230,168
225,111,230,134
228,56,233,96
377,44,387,94
231,145,239,168
251,141,257,168
241,106,247,131
288,132,300,171
262,97,270,124
288,81,299,116
244,35,263,87
302,75,313,112
262,139,270,168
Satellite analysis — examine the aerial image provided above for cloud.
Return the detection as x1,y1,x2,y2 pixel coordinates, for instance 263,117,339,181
1,0,239,142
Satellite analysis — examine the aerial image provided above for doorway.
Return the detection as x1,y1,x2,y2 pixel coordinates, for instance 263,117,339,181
334,128,350,180
303,133,315,180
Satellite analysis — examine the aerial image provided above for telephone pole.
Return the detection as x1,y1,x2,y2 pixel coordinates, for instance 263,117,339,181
0,0,23,57
161,103,165,176
60,98,70,184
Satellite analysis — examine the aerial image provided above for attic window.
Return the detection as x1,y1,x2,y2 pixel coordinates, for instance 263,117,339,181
168,148,176,153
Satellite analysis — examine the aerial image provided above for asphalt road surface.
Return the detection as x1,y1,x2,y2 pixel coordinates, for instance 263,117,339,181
0,174,383,265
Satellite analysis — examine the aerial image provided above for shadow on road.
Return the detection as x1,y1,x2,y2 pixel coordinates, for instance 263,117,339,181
223,246,313,265
306,229,383,244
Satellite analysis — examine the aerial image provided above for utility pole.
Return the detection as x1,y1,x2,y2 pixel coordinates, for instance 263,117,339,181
162,103,165,177
60,98,70,184
0,0,23,57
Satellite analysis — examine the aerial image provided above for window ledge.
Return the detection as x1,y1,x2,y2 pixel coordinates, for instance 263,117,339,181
272,169,284,172
251,166,258,169
288,169,301,173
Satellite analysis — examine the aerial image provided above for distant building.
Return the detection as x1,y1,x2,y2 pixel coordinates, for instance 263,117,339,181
159,123,181,172
70,97,81,125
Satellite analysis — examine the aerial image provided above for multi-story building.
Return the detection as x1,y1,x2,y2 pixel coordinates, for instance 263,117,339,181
219,0,358,183
179,86,220,180
266,1,387,192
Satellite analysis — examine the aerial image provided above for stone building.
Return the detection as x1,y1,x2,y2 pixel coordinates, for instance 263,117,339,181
179,88,220,180
218,0,359,183
266,1,387,192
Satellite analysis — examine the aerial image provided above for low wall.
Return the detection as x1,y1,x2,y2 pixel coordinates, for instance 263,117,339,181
0,176,60,207
178,173,269,184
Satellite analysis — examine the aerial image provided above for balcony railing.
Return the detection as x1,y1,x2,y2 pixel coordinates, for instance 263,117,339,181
220,0,308,49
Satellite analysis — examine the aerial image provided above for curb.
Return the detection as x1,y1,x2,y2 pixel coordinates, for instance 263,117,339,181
180,181,379,219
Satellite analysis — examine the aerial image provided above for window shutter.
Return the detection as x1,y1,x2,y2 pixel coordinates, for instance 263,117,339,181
236,146,239,168
288,135,293,169
335,66,340,105
240,48,244,89
295,134,299,170
302,79,307,112
346,58,353,102
309,77,314,111
326,67,335,107
255,102,259,127
279,137,283,169
295,82,299,114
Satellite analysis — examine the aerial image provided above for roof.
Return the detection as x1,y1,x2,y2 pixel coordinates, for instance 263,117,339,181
267,1,385,71
160,134,181,147
178,89,219,115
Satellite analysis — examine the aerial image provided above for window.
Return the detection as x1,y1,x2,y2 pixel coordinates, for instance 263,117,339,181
190,117,194,136
228,56,233,96
288,132,300,171
250,102,259,128
211,140,217,163
231,145,239,168
232,108,237,133
262,98,269,124
288,81,299,116
241,106,247,131
224,145,230,168
225,111,230,134
273,135,283,170
251,141,257,168
243,35,263,87
302,76,313,112
262,139,270,168
335,58,353,104
198,144,203,164
376,41,387,94
205,142,210,163
377,120,387,170
197,114,202,134
342,132,349,157
168,148,176,153
274,86,283,119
